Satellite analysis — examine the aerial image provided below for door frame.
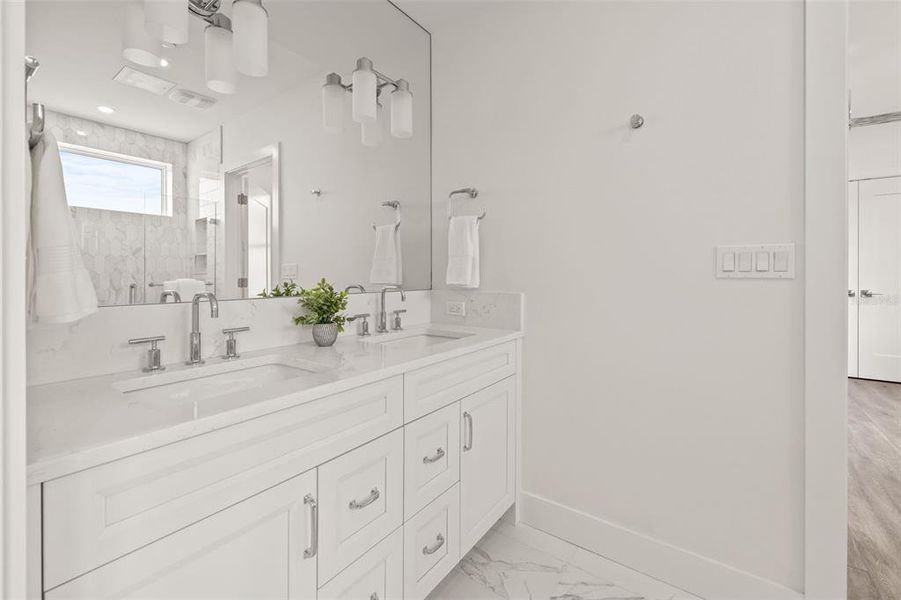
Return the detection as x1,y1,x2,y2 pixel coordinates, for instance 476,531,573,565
804,1,849,598
223,145,281,298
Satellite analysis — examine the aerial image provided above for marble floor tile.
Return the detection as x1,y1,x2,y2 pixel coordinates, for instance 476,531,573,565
429,518,699,600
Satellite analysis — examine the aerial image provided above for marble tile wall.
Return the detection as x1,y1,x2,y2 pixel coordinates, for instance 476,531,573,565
45,110,193,306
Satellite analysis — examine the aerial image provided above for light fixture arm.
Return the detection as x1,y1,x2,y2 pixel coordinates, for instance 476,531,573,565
327,58,406,96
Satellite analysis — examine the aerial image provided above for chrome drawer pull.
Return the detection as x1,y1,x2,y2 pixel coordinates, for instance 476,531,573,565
303,494,318,559
463,412,473,452
423,448,446,464
422,533,445,555
349,487,380,510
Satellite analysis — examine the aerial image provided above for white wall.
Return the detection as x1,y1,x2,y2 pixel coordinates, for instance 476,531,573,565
412,1,806,596
848,0,901,180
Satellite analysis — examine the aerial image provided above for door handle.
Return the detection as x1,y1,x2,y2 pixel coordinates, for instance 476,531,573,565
861,289,884,298
303,494,318,559
463,412,473,452
349,487,380,510
423,448,446,464
849,289,856,298
422,533,446,555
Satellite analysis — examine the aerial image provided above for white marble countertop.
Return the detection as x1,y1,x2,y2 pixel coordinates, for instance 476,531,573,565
27,324,522,485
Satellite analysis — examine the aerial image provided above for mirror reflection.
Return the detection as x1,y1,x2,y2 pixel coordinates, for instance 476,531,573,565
25,0,431,306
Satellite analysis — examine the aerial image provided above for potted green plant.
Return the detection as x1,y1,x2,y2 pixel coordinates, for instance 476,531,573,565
292,278,352,347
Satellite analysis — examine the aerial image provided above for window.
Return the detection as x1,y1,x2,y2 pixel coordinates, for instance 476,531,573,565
58,143,173,216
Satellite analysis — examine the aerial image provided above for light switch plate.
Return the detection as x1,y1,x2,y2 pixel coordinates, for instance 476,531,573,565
281,263,299,280
715,244,794,279
446,301,466,317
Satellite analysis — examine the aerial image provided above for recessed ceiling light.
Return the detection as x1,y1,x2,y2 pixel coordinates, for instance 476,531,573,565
96,105,115,114
159,58,169,68
75,130,87,137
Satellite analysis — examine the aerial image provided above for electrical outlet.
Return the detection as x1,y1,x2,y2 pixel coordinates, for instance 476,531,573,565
281,263,299,280
446,301,466,317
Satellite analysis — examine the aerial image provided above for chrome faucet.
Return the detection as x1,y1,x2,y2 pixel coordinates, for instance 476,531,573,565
159,290,181,303
377,286,405,333
344,284,367,294
187,292,219,365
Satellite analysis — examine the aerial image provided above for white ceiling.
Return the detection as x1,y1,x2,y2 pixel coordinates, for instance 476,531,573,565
26,0,429,143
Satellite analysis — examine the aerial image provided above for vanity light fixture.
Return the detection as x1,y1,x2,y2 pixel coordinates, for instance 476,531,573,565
204,14,236,94
323,57,414,146
232,0,269,77
144,0,190,46
127,0,269,95
352,58,378,123
123,1,167,67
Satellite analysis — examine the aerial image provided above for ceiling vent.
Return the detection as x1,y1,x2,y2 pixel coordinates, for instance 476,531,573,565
168,88,217,109
113,66,175,96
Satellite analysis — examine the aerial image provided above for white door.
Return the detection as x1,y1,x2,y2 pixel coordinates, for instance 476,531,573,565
46,470,318,599
849,180,859,378
858,176,901,381
460,377,516,555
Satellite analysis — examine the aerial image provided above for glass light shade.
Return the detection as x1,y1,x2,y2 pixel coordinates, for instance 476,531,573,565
232,0,268,77
144,0,189,46
322,75,345,134
123,2,165,67
205,24,236,95
390,81,413,139
352,58,377,123
361,104,384,147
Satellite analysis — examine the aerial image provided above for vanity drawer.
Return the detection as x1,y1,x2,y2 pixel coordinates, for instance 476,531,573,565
404,341,516,422
403,483,461,600
318,428,405,584
318,527,403,600
42,376,403,591
404,402,460,519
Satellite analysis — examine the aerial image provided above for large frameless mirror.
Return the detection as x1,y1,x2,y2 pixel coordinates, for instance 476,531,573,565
25,0,431,306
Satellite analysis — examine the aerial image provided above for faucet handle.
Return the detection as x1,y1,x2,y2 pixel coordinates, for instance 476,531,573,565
353,314,371,337
221,327,250,360
129,336,166,372
391,309,407,331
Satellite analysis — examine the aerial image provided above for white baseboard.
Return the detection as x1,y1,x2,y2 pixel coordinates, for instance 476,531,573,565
518,491,804,600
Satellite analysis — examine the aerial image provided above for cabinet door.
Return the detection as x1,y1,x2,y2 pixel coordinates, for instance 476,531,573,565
460,377,516,555
46,470,318,600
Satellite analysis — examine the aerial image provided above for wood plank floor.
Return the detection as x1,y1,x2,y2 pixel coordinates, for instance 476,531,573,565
848,378,901,600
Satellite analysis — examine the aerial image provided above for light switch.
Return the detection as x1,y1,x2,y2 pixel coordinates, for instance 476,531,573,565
716,244,794,279
281,263,299,280
774,250,789,273
722,252,735,272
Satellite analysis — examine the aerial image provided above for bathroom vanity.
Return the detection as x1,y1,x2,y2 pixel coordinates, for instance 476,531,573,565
26,325,521,599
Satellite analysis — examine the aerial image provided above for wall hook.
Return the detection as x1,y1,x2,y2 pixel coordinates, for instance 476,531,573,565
630,114,645,129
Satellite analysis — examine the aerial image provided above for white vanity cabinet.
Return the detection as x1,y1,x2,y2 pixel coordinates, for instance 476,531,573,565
45,469,318,600
33,337,521,600
460,377,517,554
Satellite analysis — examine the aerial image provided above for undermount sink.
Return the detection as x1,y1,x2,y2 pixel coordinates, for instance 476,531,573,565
115,355,325,403
363,329,473,352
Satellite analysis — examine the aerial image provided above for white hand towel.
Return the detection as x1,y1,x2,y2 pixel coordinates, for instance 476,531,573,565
28,132,98,324
446,216,480,288
370,223,402,285
175,278,207,300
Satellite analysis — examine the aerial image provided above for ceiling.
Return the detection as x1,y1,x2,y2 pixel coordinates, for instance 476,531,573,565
26,0,428,143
